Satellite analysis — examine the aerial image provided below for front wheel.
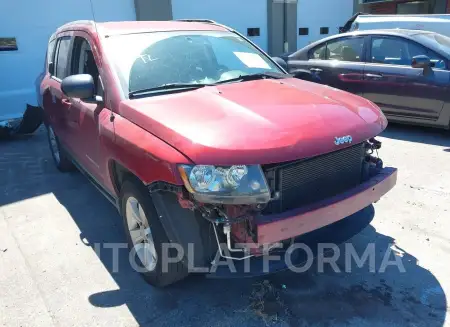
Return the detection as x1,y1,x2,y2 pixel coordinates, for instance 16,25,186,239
120,179,188,287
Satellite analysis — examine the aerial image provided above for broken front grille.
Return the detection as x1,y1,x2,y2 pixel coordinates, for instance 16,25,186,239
262,143,365,215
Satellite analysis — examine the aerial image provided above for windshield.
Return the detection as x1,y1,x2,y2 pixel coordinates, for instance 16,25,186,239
417,32,450,55
105,31,283,96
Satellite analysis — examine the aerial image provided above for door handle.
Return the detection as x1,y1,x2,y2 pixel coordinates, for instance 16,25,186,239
365,73,383,79
310,68,323,73
61,98,72,107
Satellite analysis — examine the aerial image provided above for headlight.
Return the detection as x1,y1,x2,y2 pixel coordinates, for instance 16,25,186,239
178,165,271,204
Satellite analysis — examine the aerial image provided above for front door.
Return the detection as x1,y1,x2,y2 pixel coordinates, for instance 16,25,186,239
67,33,106,183
288,36,366,95
362,36,449,120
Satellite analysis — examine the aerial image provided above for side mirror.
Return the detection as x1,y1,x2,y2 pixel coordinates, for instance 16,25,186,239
61,74,94,99
272,56,288,71
412,55,431,69
292,69,321,83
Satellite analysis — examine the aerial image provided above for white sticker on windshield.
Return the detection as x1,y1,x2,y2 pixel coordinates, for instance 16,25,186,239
233,52,270,69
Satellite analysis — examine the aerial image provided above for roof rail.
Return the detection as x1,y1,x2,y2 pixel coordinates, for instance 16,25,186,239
174,19,217,24
60,20,95,28
173,18,236,33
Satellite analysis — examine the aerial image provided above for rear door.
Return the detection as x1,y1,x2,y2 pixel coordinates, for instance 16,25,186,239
362,35,449,120
45,34,75,152
288,36,366,95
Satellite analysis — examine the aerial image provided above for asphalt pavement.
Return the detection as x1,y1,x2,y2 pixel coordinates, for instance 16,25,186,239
0,124,449,327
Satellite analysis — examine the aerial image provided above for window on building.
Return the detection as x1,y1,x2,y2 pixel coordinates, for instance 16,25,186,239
0,37,18,51
247,28,260,37
320,27,329,35
370,36,446,69
299,28,309,36
71,37,101,95
55,37,72,79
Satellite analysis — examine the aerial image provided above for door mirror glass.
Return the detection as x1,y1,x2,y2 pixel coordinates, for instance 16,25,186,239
412,55,432,69
61,74,94,99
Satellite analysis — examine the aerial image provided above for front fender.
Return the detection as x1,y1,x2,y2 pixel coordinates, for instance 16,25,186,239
104,114,193,194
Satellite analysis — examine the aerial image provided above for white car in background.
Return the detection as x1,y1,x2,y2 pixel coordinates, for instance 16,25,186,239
342,13,450,37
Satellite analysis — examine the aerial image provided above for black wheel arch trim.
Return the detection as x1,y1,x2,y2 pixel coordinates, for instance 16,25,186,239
151,191,216,268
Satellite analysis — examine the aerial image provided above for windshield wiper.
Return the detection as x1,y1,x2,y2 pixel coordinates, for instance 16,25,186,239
129,83,208,98
214,72,290,85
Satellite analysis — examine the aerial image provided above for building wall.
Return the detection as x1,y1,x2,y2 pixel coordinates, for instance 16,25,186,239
297,0,354,49
0,0,135,119
171,0,268,51
267,0,298,56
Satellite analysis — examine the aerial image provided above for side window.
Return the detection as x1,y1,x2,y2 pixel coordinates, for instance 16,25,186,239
71,36,101,95
55,36,71,79
325,37,364,62
309,43,327,60
371,37,409,65
371,37,446,69
406,41,446,70
309,38,364,62
47,39,56,74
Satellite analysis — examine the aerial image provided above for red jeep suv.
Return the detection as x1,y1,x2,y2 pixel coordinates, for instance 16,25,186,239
40,20,397,287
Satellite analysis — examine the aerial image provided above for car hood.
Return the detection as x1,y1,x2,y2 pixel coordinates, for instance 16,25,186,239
119,78,387,165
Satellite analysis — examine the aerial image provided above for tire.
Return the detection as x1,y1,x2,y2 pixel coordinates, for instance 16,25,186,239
120,179,188,287
46,124,74,172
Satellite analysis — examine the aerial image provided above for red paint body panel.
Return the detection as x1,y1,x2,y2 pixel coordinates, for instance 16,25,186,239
257,167,398,244
109,114,192,186
40,19,392,209
120,78,387,165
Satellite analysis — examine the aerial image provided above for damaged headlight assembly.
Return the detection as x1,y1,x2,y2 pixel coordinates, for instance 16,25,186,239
178,165,271,204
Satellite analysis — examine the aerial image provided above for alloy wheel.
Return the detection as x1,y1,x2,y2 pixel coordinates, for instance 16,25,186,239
125,196,158,271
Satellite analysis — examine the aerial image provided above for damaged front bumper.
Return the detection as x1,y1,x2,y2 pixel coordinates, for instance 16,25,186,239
256,167,397,244
207,167,397,278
